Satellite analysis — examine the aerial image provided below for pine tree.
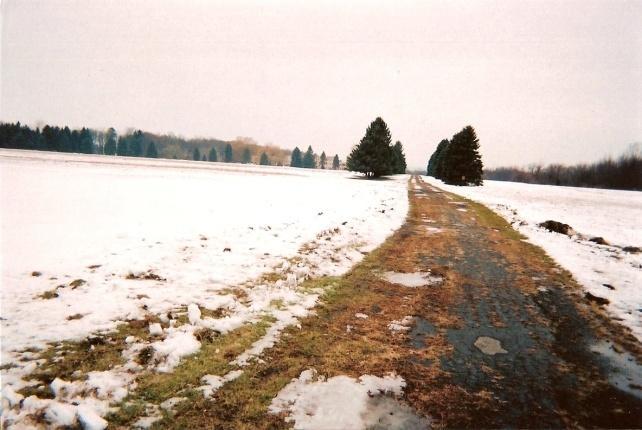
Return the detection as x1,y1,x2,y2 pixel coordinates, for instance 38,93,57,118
332,154,340,169
346,117,394,178
441,126,483,185
434,140,450,180
193,147,201,161
391,141,407,174
260,152,269,165
208,147,218,162
242,148,252,164
290,147,303,167
224,143,233,162
427,139,449,177
146,141,158,158
79,128,94,154
104,128,117,155
116,137,128,156
319,152,327,169
303,146,316,168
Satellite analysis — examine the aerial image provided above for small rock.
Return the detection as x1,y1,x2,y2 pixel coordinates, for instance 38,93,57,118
589,237,609,245
223,247,231,252
538,220,575,236
602,284,615,290
474,336,507,355
31,271,42,277
623,246,640,254
69,279,86,288
585,292,610,306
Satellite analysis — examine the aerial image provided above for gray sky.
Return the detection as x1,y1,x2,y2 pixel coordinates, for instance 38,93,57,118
1,0,641,169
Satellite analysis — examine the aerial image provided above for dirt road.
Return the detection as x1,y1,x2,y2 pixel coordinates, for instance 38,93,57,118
142,176,642,428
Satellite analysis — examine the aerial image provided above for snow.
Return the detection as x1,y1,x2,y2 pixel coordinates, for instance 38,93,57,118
388,316,414,332
424,176,642,340
1,150,409,427
382,271,443,288
198,370,244,398
269,369,413,430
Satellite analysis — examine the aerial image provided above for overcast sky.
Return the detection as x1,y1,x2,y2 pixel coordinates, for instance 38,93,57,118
1,0,641,169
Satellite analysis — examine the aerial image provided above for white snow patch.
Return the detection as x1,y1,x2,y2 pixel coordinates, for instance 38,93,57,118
355,313,368,319
198,370,244,398
388,316,414,332
269,369,413,430
382,271,443,288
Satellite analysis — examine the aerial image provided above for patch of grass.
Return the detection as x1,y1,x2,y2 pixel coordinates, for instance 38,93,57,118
18,318,157,395
107,317,275,426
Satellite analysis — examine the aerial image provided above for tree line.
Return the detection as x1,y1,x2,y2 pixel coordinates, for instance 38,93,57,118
484,144,642,191
290,146,342,170
345,117,407,178
0,122,294,166
426,125,483,186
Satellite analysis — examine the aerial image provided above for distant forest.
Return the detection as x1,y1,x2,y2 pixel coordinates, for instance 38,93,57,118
484,144,641,191
0,122,292,166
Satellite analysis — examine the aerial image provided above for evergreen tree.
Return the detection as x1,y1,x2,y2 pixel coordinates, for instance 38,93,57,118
302,146,316,168
208,147,218,162
128,132,143,157
193,147,201,161
116,137,128,156
427,139,448,177
146,141,158,158
290,147,303,167
70,129,80,153
332,154,340,169
259,152,269,165
319,152,327,169
224,143,233,162
391,141,407,174
346,117,394,178
79,128,94,154
104,128,117,155
60,127,73,153
441,126,483,185
242,147,252,164
434,140,450,180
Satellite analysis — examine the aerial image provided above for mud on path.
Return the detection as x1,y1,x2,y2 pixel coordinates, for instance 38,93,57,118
160,176,642,429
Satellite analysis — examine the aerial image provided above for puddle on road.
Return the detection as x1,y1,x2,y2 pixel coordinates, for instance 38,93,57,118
382,271,443,288
591,340,642,399
474,336,508,355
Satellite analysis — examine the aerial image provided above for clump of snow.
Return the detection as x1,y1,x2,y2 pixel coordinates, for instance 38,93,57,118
269,369,418,430
198,370,244,398
388,316,414,332
148,323,163,336
187,303,201,324
355,313,368,319
382,271,443,288
424,176,642,340
150,326,201,372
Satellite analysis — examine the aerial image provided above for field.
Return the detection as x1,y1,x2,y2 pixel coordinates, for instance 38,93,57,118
0,150,407,428
1,150,640,428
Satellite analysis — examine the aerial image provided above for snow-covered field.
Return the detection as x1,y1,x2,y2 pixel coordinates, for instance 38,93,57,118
0,150,409,428
424,176,642,341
